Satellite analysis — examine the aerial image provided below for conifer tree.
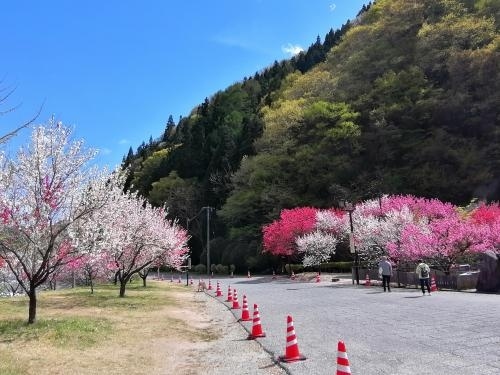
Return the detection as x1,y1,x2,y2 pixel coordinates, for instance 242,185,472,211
162,115,176,143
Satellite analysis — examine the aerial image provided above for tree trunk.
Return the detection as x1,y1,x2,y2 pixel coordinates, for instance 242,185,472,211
142,275,147,287
90,277,94,294
28,287,37,324
119,278,128,297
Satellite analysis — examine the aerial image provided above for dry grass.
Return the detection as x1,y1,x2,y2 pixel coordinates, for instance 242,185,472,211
0,281,219,375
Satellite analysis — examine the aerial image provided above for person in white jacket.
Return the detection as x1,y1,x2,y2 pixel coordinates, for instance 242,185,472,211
415,259,431,295
378,256,393,292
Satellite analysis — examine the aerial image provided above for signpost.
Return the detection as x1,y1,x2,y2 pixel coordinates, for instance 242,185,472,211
180,257,192,286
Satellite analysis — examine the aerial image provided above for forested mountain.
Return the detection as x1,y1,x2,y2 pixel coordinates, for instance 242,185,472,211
123,0,499,271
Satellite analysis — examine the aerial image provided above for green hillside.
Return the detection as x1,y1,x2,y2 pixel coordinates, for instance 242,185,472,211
123,0,499,271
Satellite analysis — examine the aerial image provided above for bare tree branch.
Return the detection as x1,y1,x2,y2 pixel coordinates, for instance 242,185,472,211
0,101,44,144
0,79,45,144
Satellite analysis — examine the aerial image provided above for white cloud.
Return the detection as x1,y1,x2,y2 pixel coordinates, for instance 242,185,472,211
281,43,304,57
329,3,336,11
118,139,129,145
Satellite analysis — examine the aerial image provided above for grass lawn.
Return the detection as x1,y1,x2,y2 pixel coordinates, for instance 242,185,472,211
0,280,216,375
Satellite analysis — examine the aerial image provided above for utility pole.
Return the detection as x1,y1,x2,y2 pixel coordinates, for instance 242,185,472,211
186,206,214,276
339,199,359,285
205,206,211,275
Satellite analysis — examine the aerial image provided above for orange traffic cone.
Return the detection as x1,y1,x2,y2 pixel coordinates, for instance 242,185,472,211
240,295,251,321
208,279,212,290
291,271,295,280
247,270,251,278
226,286,233,302
190,278,193,285
215,281,223,297
316,273,321,283
278,315,306,362
247,304,266,339
232,289,241,309
431,276,438,292
365,274,371,287
336,340,351,375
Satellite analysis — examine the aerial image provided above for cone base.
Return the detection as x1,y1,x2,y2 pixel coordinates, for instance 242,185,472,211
278,354,307,363
247,333,266,340
239,317,252,322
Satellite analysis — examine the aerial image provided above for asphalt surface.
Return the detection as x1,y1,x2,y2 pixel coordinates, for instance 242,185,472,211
201,275,500,375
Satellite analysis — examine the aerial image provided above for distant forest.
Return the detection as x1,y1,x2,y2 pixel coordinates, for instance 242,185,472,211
122,0,500,272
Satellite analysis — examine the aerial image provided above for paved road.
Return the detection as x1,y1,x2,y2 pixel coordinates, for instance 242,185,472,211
203,275,500,375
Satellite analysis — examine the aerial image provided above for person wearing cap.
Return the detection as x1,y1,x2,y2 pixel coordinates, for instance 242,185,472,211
416,259,431,295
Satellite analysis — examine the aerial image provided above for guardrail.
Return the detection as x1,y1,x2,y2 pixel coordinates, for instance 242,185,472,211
353,267,479,291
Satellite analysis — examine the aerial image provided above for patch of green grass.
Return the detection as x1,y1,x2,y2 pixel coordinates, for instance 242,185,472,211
0,281,185,347
37,281,179,311
0,317,111,347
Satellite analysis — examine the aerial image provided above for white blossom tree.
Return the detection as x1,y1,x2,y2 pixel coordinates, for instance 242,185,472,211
355,201,414,264
0,120,110,323
97,181,189,297
65,214,110,293
296,230,339,267
294,209,345,268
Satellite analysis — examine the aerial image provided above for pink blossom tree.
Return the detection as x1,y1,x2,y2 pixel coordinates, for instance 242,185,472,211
262,207,317,257
0,120,111,323
386,198,493,272
261,197,499,275
469,203,500,253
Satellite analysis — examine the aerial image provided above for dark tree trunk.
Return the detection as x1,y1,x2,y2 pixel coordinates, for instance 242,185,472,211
139,269,149,287
28,287,37,324
119,277,129,297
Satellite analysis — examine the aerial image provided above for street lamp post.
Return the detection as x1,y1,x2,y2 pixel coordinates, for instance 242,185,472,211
339,200,359,285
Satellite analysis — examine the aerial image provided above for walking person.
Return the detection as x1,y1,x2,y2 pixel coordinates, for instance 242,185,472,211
416,259,431,295
378,256,393,292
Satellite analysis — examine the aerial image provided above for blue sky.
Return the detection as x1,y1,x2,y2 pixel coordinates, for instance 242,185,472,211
1,1,368,169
